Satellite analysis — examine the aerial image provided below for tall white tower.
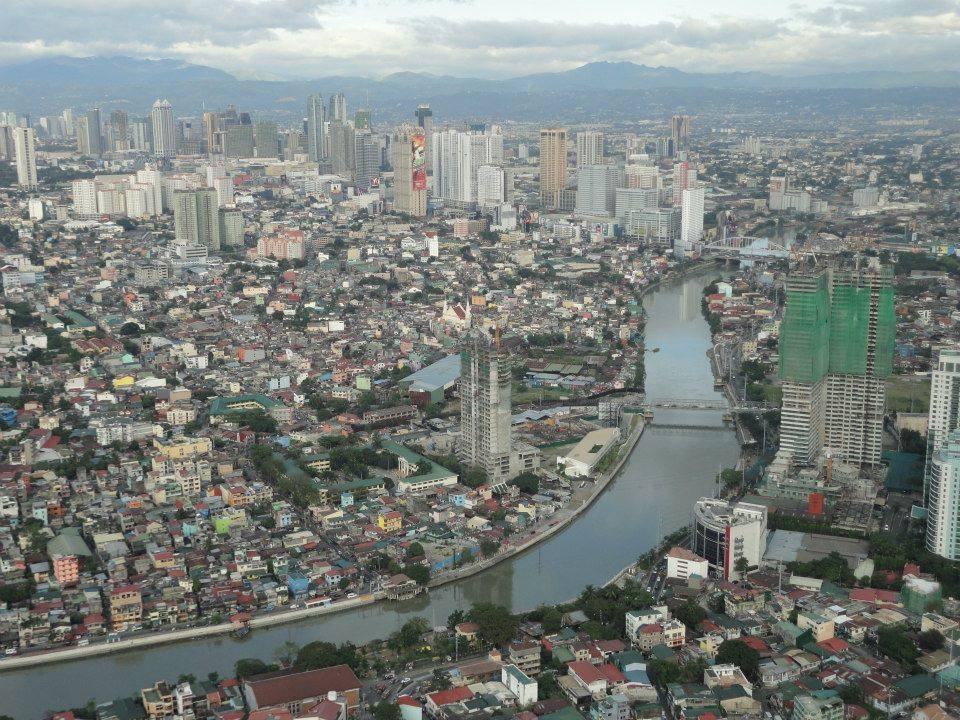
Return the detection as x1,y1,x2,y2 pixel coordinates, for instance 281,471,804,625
13,127,37,188
576,131,603,169
150,99,176,158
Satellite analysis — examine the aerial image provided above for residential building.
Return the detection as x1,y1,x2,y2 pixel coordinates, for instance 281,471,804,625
576,165,622,217
307,93,326,162
926,429,960,560
671,114,691,155
792,691,844,720
502,664,538,707
391,127,426,218
242,665,361,714
665,546,710,581
13,127,37,188
680,186,704,255
173,188,221,249
150,100,176,158
540,127,568,210
577,131,603,168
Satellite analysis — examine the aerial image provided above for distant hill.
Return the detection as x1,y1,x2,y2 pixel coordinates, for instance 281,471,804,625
0,55,234,84
0,56,957,120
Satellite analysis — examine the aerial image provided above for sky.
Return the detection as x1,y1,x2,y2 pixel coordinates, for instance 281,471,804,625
1,0,959,79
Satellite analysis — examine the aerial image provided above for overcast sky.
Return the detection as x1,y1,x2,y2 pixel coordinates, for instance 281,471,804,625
2,0,959,79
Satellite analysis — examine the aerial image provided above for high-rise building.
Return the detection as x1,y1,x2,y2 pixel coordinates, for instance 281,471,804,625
202,111,222,155
415,104,433,174
576,131,603,169
13,127,37,189
62,109,74,137
680,187,705,254
354,131,380,191
254,122,278,159
109,110,129,152
150,100,176,158
354,108,372,131
0,125,14,161
173,188,221,250
77,109,102,157
575,165,622,216
539,128,568,210
328,120,356,180
458,332,513,484
778,267,894,466
329,92,347,123
926,348,960,469
220,209,244,247
671,114,691,155
432,129,503,206
306,94,326,162
225,124,255,159
477,165,512,206
390,127,426,218
926,429,960,561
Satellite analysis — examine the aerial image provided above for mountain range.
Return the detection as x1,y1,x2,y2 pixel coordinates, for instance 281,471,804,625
0,56,958,120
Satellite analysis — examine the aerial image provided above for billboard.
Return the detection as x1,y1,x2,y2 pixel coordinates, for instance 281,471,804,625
411,133,426,190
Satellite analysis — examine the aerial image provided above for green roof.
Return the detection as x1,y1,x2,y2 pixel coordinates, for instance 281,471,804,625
47,527,92,558
541,707,585,720
209,394,282,415
894,674,938,698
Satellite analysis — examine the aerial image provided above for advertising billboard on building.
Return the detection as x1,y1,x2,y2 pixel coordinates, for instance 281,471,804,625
411,133,426,190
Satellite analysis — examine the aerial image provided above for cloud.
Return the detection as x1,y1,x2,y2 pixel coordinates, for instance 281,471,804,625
0,0,958,78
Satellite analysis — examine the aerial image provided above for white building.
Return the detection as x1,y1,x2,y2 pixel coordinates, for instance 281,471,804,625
665,546,710,581
150,99,177,158
693,498,768,580
72,179,99,218
13,127,37,189
680,186,705,255
927,429,960,560
576,131,603,168
576,165,622,217
502,665,537,707
556,427,619,478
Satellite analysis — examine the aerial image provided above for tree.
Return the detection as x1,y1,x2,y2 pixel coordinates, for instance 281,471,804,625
406,542,425,559
403,563,430,585
295,640,366,673
480,539,501,557
447,609,466,629
918,628,945,651
234,658,270,679
838,684,865,705
734,556,750,577
389,616,429,653
467,602,519,648
462,466,487,489
274,640,300,667
372,702,402,720
511,472,539,494
673,601,706,632
715,639,760,680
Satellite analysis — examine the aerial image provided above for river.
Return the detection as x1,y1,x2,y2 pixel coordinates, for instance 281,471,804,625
2,270,740,719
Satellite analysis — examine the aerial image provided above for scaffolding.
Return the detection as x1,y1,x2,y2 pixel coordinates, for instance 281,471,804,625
779,272,830,383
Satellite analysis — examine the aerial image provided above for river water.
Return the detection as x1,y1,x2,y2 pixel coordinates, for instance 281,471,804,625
3,271,740,719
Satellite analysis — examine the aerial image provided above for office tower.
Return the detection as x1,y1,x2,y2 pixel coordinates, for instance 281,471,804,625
778,267,894,466
354,131,380,190
458,332,513,484
86,108,103,156
576,131,603,168
150,99,176,158
539,128,568,210
13,127,37,188
853,187,879,209
173,188,221,249
614,187,658,224
671,114,691,155
62,109,74,137
414,104,433,173
254,122,278,159
329,92,347,123
109,110,129,152
926,429,960,560
0,125,13,161
354,108,372,131
693,498,767,580
680,186,705,254
575,165,622,216
328,120,356,180
130,120,150,152
390,127,426,218
672,160,696,205
220,209,244,247
225,124,255,159
306,94,325,162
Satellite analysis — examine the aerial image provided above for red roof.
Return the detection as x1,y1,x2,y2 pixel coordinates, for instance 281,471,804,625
818,637,850,654
568,661,604,684
427,686,474,706
244,665,360,708
398,696,422,707
848,588,900,604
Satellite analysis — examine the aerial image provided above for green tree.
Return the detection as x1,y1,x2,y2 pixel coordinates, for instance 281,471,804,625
403,563,430,585
372,702,402,720
295,640,366,673
447,609,466,629
540,606,563,633
467,602,519,648
838,684,865,705
511,472,539,494
234,658,270,678
462,466,487,489
406,542,425,559
716,639,760,680
673,601,706,632
918,628,945,651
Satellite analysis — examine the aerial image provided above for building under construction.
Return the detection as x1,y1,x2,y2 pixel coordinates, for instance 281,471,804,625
778,265,895,466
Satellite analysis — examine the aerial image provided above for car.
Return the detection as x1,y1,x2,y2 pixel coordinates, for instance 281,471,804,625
4,647,17,656
401,677,411,684
347,592,358,599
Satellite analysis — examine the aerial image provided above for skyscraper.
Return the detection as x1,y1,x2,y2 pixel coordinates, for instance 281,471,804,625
414,104,433,173
680,186,705,254
173,188,221,250
150,99,176,158
329,92,347,123
458,332,513,484
77,109,102,157
539,128,568,210
254,122,279,159
225,124,255,159
926,429,960,560
575,165,622,216
432,129,503,206
778,266,894,466
328,120,356,180
203,111,223,155
576,131,603,168
354,131,380,191
390,127,426,217
924,349,960,558
671,114,691,155
13,127,37,189
306,94,325,162
354,108,372,130
109,110,129,152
